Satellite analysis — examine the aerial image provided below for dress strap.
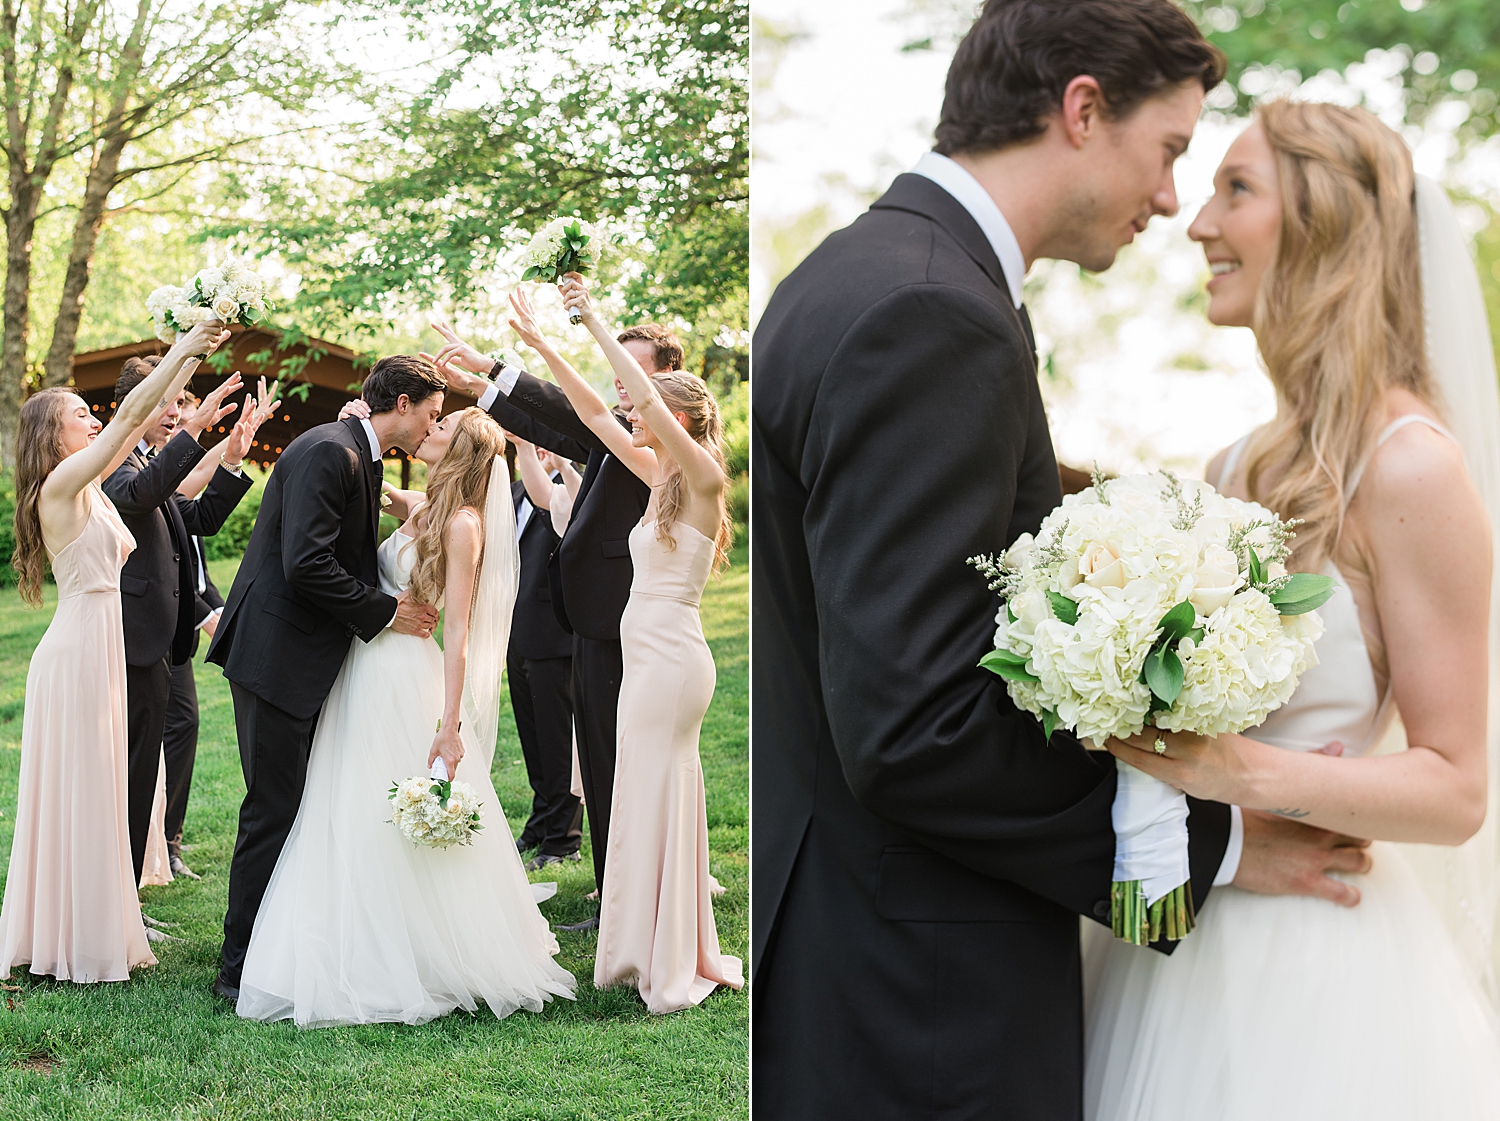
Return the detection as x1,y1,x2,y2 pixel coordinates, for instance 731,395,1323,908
1214,435,1252,490
1346,414,1458,504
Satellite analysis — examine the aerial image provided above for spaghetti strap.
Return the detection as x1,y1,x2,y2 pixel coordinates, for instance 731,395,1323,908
1213,435,1252,491
1346,414,1459,502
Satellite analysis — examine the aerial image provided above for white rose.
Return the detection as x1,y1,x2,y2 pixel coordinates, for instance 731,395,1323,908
1079,539,1128,589
211,294,241,322
1189,543,1243,616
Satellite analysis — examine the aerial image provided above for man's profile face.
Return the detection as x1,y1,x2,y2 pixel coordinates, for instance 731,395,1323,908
401,392,444,453
1064,81,1204,273
146,390,186,449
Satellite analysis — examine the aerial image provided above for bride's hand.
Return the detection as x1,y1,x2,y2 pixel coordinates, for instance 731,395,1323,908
339,397,371,421
380,481,412,521
428,721,464,779
1105,728,1269,806
558,272,597,325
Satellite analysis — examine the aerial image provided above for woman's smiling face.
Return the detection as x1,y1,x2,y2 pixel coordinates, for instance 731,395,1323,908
1188,123,1284,329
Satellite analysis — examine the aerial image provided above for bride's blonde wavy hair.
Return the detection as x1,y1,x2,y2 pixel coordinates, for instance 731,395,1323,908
1238,99,1438,566
650,371,733,573
408,408,507,606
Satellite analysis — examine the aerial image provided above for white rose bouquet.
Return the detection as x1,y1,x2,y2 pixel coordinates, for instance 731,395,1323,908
519,217,599,323
971,471,1334,945
388,758,484,850
146,255,270,343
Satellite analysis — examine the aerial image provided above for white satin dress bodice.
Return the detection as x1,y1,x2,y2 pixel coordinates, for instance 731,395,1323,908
1082,417,1500,1121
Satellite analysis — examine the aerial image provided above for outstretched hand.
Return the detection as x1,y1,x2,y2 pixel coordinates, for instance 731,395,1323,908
558,272,597,325
507,289,547,350
182,372,244,438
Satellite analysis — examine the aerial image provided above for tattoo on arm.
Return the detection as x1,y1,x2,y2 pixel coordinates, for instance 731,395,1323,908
1270,807,1311,819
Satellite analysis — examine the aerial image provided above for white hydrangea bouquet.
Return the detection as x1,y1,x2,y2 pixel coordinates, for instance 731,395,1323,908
146,256,270,343
388,757,484,850
971,471,1335,945
519,217,599,324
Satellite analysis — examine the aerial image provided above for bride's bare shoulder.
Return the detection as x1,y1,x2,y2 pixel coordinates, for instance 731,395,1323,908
1353,412,1485,548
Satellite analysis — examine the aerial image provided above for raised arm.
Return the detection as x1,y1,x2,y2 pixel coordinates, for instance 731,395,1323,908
179,379,279,498
505,288,657,485
507,433,554,510
43,321,230,507
561,276,725,498
427,508,483,779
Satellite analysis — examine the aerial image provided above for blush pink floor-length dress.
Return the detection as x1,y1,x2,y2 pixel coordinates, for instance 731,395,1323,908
0,484,155,982
594,519,743,1013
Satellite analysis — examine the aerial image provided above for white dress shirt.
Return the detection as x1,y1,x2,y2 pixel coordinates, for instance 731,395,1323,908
911,151,1245,887
360,418,401,630
475,363,523,414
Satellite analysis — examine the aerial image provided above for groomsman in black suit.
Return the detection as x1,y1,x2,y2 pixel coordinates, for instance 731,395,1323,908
508,457,583,868
753,2,1376,1117
207,356,444,1002
104,358,257,884
158,525,222,880
427,319,683,930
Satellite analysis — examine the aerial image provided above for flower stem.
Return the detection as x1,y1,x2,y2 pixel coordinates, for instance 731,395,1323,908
1111,880,1195,945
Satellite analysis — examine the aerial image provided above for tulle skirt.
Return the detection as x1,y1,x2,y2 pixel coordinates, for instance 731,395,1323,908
237,630,575,1028
1083,842,1500,1120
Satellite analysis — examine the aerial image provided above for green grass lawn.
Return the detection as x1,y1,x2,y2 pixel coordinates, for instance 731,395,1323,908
0,547,748,1120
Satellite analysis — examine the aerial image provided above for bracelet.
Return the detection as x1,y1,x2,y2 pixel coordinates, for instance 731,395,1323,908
489,359,504,380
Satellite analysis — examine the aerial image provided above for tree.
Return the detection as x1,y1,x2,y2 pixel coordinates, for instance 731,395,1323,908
0,0,349,466
217,0,747,368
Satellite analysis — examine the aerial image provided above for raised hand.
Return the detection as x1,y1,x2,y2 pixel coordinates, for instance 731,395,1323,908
507,289,547,350
428,320,492,375
391,590,439,639
559,271,597,325
181,372,244,439
250,376,282,428
178,319,232,360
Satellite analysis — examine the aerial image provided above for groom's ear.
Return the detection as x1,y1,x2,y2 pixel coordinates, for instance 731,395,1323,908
1059,75,1105,149
394,393,411,415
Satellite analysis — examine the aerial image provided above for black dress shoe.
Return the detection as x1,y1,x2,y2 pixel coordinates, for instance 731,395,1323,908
212,976,240,1004
554,914,600,933
516,836,540,855
525,850,582,872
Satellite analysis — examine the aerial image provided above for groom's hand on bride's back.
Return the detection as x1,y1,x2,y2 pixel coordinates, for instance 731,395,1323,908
1233,808,1373,907
392,590,439,639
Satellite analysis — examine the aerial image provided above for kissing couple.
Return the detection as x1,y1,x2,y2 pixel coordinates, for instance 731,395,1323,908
207,355,575,1026
753,0,1500,1118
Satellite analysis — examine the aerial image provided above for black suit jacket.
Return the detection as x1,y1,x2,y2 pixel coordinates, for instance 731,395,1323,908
751,174,1231,1117
510,478,573,661
206,417,397,720
103,431,253,667
484,374,650,641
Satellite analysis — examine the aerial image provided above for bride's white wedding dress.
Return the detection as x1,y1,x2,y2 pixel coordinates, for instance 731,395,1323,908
237,526,576,1027
1082,421,1500,1120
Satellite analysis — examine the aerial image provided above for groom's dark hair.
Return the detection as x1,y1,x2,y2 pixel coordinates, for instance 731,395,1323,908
935,0,1226,155
361,355,447,414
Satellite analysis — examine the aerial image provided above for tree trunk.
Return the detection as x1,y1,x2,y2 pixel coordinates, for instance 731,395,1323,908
41,134,130,389
0,180,41,471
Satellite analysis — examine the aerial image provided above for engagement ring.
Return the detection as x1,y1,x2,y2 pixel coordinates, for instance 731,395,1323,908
1153,738,1167,755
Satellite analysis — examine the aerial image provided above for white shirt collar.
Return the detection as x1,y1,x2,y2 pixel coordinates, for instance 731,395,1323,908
357,418,383,463
137,438,153,457
910,151,1025,309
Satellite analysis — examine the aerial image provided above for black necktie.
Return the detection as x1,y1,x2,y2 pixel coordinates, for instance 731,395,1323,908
1019,304,1037,360
144,445,157,461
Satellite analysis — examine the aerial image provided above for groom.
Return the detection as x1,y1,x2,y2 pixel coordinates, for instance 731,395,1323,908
207,356,445,1002
752,1,1374,1117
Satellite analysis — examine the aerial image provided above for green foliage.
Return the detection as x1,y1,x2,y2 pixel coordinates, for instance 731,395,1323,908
1046,590,1079,626
0,549,747,1119
1268,571,1337,615
0,472,14,587
1184,1,1500,142
202,469,267,561
218,0,747,364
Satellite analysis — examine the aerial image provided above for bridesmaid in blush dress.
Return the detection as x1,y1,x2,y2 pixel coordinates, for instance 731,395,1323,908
0,320,229,982
447,279,742,1013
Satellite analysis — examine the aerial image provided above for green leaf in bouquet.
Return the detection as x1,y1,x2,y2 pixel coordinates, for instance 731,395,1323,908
1269,572,1336,615
1046,591,1079,626
1006,601,1017,624
979,648,1039,683
1143,645,1185,705
1041,708,1059,743
243,305,262,323
1155,599,1197,645
1247,544,1266,587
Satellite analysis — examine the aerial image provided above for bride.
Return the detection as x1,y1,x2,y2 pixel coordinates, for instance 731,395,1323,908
237,405,576,1027
1084,99,1500,1119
